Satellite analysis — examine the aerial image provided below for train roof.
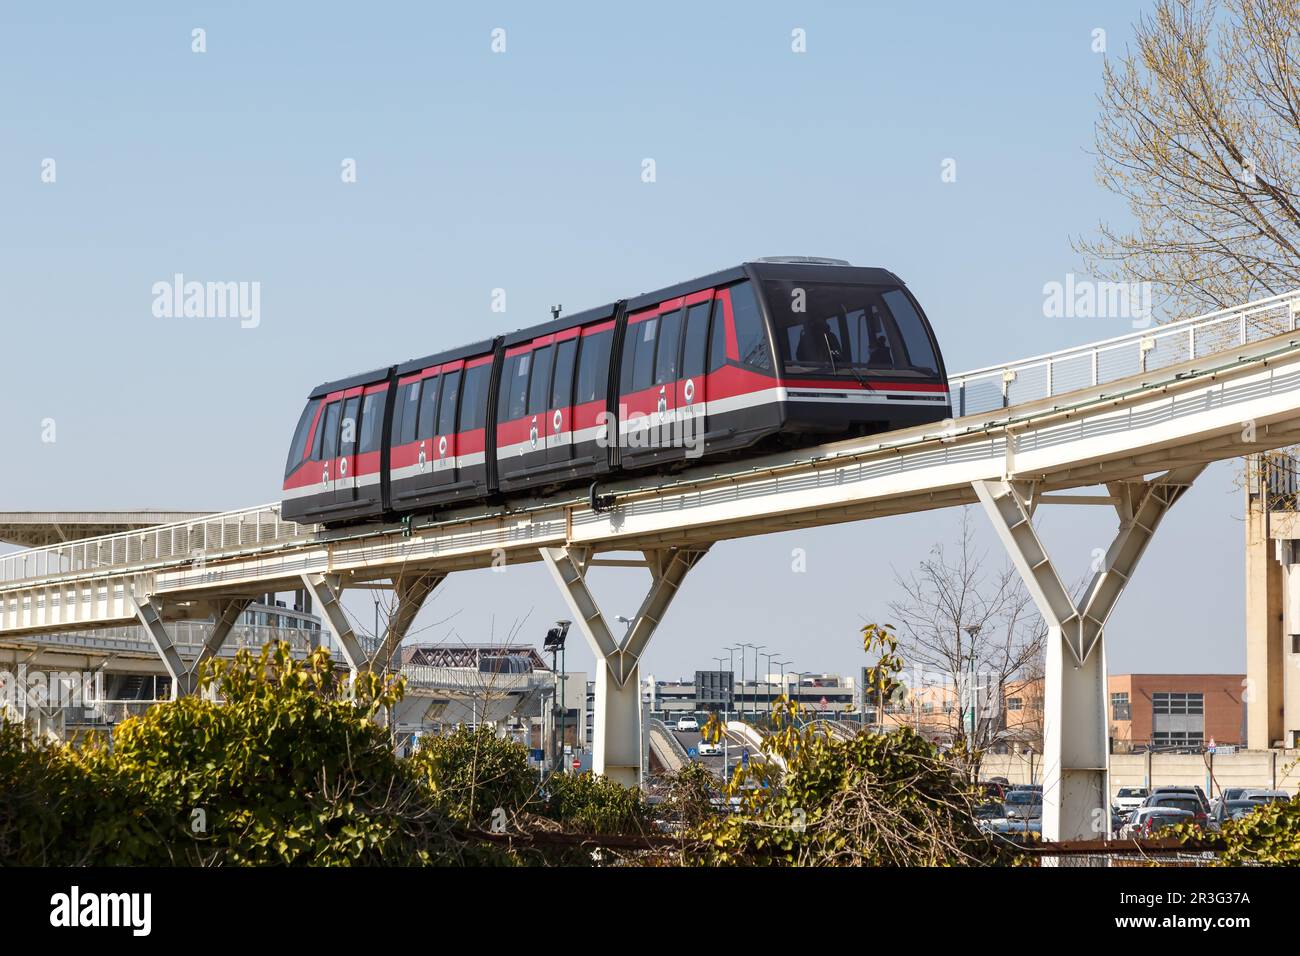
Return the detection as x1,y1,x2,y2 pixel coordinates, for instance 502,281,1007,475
304,258,906,398
395,337,498,376
308,364,394,399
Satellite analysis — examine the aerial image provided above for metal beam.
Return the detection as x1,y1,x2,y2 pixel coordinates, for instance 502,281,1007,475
300,572,369,673
192,598,253,680
540,544,709,785
129,593,191,696
368,570,444,672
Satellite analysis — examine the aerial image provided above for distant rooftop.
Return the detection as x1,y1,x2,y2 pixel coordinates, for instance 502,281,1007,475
0,510,215,548
401,644,551,671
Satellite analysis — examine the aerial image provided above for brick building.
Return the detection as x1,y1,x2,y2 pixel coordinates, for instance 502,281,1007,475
1108,674,1246,751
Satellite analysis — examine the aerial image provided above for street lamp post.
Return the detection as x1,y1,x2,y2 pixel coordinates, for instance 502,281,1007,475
963,624,982,747
750,644,765,721
736,643,756,722
760,650,779,719
544,621,571,771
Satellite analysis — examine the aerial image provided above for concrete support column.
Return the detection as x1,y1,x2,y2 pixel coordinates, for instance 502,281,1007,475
591,659,645,787
1245,459,1284,749
975,464,1202,842
1040,623,1110,840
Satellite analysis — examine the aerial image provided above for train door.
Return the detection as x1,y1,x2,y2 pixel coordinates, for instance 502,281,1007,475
546,332,579,466
652,301,683,454
335,388,363,505
317,397,343,502
431,362,462,489
523,341,554,475
571,321,615,474
619,307,659,461
388,373,424,510
676,292,715,459
354,383,387,512
413,368,440,495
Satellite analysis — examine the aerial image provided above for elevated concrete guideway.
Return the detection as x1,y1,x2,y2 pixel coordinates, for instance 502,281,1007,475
3,290,1300,841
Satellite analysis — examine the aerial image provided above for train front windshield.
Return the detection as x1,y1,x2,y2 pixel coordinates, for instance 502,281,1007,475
762,280,940,378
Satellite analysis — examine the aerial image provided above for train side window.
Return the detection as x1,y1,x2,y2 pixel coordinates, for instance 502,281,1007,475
528,345,554,415
320,401,341,461
500,352,531,422
286,399,321,476
576,329,612,405
396,381,420,445
417,375,439,440
437,370,461,435
551,339,577,409
729,282,772,372
358,393,382,455
882,289,939,375
681,303,710,380
340,396,360,456
460,363,491,430
632,317,659,391
654,309,682,385
707,299,726,372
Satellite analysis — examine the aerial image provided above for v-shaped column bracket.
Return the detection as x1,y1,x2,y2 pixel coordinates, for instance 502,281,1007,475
540,545,710,687
975,464,1205,663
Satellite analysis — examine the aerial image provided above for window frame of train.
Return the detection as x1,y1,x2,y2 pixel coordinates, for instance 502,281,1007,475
284,397,323,481
389,359,472,509
760,278,941,380
618,282,778,465
495,316,616,490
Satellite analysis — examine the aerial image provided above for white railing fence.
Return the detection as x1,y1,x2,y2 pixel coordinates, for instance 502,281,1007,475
948,289,1300,417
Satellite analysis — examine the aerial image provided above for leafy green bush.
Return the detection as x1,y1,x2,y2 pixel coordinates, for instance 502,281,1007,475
544,771,649,835
410,724,539,828
0,644,492,865
1212,798,1300,865
679,699,1017,866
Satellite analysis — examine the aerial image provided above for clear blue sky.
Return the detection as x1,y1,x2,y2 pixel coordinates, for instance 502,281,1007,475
0,1,1245,681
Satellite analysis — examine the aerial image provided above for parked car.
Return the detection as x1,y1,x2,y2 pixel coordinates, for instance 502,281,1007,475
1241,788,1291,804
1212,799,1266,829
1114,787,1149,812
1143,792,1209,827
1122,807,1194,838
990,815,1041,836
675,716,700,732
1150,785,1210,814
1004,789,1043,821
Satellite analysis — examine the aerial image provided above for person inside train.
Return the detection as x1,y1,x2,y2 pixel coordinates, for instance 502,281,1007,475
795,314,843,367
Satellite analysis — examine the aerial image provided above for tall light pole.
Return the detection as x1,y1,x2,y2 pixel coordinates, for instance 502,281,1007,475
723,645,738,721
544,620,571,771
750,644,765,721
772,659,791,702
792,671,810,722
736,643,755,721
964,624,981,746
760,650,778,719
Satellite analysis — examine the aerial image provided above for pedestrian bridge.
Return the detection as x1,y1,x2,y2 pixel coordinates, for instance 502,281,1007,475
3,289,1300,842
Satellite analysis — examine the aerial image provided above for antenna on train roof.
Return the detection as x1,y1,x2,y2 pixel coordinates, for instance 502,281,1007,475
551,304,562,319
